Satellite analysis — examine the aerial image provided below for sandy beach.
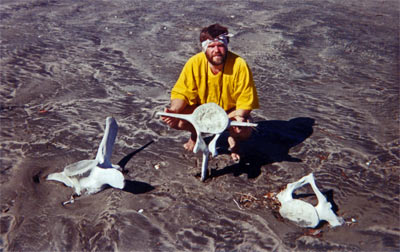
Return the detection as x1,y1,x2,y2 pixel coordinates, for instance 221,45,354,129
1,0,399,251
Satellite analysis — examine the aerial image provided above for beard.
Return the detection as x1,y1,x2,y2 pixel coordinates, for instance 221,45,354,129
205,51,227,66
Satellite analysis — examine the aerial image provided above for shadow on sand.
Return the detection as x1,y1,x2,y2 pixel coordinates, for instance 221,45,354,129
123,180,155,194
119,140,155,194
208,117,315,179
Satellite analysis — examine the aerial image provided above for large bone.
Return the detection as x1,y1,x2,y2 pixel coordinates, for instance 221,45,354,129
47,117,125,204
277,173,344,228
157,103,257,181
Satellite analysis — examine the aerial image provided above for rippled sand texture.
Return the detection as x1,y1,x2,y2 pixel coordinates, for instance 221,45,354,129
1,0,399,251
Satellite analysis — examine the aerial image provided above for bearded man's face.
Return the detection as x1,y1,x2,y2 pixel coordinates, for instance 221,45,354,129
205,41,227,66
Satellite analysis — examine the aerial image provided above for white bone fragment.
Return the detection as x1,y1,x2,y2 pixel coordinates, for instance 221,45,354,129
277,173,344,228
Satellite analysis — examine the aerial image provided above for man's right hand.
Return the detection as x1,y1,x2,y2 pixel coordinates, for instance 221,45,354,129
160,99,197,131
161,107,180,129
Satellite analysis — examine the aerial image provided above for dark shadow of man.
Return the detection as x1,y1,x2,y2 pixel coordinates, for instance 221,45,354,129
207,117,315,179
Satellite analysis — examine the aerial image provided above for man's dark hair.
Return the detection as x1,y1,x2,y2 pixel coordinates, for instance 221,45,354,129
200,24,229,43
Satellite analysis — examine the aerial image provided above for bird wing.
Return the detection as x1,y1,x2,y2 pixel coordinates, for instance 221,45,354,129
96,117,118,167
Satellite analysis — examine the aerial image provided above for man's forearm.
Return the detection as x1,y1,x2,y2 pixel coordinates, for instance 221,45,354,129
169,99,187,113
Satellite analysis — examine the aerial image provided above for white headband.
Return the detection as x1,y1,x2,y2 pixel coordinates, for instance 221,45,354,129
201,33,233,52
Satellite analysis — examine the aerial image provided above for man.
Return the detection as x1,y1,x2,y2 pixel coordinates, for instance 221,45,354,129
161,24,259,161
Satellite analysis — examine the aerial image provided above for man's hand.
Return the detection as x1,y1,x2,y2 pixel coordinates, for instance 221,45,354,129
161,107,180,128
228,109,251,120
160,99,196,130
228,109,252,135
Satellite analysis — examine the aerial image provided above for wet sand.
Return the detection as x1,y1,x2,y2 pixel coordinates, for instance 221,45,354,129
1,0,399,251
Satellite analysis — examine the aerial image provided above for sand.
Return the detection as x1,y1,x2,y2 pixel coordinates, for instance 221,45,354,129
0,0,399,251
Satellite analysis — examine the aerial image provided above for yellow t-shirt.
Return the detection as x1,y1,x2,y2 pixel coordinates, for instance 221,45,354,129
171,51,259,111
